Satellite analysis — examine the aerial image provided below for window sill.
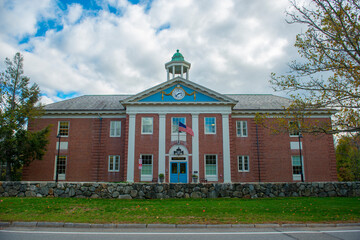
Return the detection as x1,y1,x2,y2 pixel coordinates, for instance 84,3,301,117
141,175,153,181
205,175,218,181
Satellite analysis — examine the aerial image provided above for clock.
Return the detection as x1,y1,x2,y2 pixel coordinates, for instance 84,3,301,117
172,87,185,100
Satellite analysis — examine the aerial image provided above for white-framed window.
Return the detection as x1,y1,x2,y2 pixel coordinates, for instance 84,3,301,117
171,117,186,133
205,154,217,181
141,154,153,181
289,121,300,137
110,121,121,137
236,121,247,137
204,117,216,134
141,117,153,134
238,155,250,172
54,155,67,180
58,121,69,137
171,117,186,141
108,155,120,172
291,156,304,181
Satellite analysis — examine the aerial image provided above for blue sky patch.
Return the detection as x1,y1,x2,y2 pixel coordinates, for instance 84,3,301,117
156,23,171,34
56,91,79,99
57,0,102,11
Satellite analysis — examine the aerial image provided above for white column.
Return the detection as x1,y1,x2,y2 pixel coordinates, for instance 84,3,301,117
186,69,189,80
172,66,175,79
158,114,166,179
192,114,199,178
222,114,231,183
126,114,136,182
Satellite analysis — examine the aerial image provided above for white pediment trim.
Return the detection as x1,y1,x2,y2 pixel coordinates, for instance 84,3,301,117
121,77,238,105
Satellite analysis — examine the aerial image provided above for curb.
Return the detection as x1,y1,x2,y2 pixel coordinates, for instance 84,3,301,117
1,222,360,229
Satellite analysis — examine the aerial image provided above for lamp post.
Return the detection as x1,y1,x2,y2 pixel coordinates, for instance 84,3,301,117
55,134,61,183
298,132,304,182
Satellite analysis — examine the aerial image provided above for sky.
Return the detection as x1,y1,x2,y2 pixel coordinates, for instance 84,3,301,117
0,0,305,104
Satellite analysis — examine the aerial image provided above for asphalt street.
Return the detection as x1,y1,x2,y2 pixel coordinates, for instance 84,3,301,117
1,227,360,240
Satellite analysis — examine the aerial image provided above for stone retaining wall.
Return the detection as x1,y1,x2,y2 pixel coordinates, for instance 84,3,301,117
0,181,359,199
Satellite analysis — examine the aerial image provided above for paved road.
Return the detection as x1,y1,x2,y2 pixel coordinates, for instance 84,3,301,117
1,227,360,240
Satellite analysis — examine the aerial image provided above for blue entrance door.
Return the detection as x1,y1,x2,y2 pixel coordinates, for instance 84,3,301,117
170,162,187,183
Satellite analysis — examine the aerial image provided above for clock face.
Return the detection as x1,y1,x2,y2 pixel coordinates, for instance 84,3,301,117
172,87,185,100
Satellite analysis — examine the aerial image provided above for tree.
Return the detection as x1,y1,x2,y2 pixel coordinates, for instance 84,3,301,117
270,0,360,134
336,134,360,181
0,52,50,181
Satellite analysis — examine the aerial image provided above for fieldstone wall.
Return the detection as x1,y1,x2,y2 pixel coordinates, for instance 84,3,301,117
0,181,359,199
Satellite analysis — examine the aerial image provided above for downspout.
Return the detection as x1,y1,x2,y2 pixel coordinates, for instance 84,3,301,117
256,124,261,183
97,114,103,182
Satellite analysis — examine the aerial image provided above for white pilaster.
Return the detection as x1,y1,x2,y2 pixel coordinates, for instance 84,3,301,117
158,114,166,179
222,114,231,183
126,114,136,182
192,114,199,178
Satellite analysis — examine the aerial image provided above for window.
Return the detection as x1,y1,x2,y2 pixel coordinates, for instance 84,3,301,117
289,121,300,137
58,121,69,137
141,117,153,134
172,117,186,133
205,155,217,181
110,121,121,137
292,156,304,180
236,121,247,137
141,155,153,176
108,155,120,172
238,155,249,172
55,155,67,180
204,117,216,134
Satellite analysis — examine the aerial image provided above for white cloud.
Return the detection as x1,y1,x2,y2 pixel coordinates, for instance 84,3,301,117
0,0,55,39
0,0,304,103
66,4,83,24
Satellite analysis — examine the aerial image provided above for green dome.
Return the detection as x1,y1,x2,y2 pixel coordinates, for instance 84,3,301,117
171,49,184,61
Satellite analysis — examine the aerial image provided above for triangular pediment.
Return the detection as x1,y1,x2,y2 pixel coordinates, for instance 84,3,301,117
121,77,237,106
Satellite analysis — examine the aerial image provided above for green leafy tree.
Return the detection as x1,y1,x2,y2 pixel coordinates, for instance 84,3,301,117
0,52,50,181
269,0,359,134
336,134,360,181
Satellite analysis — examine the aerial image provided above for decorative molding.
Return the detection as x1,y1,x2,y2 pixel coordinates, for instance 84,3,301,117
161,85,196,100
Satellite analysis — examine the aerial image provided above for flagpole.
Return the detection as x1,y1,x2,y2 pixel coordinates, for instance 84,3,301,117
178,122,180,144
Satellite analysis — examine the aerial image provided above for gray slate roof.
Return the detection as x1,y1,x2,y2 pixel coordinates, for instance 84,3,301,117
229,94,291,110
44,95,130,111
44,94,291,111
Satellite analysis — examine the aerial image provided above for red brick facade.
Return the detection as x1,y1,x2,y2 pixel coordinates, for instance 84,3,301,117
23,113,337,183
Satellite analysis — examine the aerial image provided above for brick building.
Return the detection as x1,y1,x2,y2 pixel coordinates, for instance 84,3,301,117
22,50,337,183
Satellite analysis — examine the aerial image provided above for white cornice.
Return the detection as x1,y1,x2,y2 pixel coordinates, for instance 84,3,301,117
42,111,126,118
126,105,232,114
231,110,333,118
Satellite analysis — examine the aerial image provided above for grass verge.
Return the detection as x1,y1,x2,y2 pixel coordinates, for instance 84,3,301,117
0,197,359,224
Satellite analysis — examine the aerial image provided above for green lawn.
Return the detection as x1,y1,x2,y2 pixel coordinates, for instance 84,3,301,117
0,197,359,224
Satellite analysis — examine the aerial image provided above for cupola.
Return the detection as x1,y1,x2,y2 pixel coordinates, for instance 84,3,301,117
165,50,191,81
